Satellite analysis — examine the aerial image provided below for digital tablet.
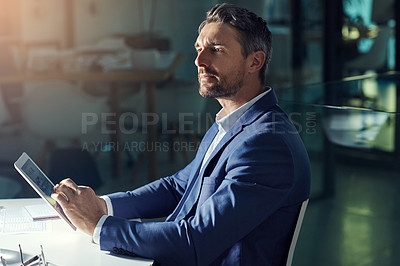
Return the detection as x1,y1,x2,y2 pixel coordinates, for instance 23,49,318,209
14,152,77,230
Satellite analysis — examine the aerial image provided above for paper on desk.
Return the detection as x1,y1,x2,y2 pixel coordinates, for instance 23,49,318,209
0,207,52,234
24,204,59,221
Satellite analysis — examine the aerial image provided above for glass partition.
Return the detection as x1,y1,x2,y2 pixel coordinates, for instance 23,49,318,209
277,72,400,199
279,72,400,265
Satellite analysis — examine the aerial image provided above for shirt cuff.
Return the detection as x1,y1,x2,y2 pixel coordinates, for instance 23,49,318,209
93,215,108,245
100,195,113,216
93,196,113,245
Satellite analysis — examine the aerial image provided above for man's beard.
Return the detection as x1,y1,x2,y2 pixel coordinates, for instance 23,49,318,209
198,68,244,99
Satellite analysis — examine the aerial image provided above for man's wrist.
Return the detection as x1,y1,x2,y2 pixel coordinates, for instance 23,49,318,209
100,195,114,216
93,215,109,244
98,196,108,215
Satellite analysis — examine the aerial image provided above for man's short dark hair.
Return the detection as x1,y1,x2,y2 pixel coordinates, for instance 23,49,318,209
198,3,272,85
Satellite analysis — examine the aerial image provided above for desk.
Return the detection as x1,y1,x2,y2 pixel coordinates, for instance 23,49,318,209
0,53,185,180
0,198,153,266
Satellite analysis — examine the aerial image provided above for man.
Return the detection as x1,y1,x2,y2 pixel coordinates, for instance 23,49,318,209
51,3,311,265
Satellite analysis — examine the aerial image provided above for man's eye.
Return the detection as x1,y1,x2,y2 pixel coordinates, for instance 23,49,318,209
214,48,221,52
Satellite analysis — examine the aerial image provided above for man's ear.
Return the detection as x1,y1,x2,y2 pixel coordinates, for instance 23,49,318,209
248,51,266,74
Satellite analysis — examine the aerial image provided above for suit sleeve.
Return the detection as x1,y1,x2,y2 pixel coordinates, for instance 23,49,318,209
99,132,301,265
105,158,195,219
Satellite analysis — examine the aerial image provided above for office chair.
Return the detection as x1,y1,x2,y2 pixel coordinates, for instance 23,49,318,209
286,199,309,266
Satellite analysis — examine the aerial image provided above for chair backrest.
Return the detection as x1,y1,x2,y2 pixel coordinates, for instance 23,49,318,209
286,199,309,266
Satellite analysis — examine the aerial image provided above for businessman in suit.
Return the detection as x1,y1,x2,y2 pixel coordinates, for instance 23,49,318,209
52,3,311,265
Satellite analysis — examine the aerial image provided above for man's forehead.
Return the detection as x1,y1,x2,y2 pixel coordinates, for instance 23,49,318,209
194,38,225,47
195,23,238,46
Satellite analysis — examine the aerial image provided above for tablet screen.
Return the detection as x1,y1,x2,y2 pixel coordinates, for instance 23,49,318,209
15,152,76,230
21,159,57,206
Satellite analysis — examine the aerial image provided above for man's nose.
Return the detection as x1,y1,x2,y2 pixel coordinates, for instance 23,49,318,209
195,49,209,68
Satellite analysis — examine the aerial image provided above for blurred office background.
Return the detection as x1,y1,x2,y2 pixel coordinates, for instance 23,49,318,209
0,0,399,265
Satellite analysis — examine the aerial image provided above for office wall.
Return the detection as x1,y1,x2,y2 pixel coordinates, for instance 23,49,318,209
19,0,66,44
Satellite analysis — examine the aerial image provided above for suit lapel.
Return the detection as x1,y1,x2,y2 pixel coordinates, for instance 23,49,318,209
197,89,278,177
166,123,219,221
173,122,244,221
171,89,279,221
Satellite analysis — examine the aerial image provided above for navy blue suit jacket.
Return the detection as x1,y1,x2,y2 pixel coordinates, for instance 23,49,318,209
100,89,311,265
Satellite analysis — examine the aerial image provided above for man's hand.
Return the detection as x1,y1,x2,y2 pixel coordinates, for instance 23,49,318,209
51,178,107,236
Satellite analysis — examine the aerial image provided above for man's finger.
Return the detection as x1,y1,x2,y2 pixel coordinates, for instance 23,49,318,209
51,192,68,206
59,178,79,191
54,184,75,201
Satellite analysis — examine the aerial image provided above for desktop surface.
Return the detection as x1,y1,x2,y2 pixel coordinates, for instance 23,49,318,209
0,198,153,266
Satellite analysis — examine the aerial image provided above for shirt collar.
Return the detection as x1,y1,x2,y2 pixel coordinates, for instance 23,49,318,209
215,88,271,132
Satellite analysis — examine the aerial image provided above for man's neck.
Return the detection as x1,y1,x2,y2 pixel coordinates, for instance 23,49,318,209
217,83,265,115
